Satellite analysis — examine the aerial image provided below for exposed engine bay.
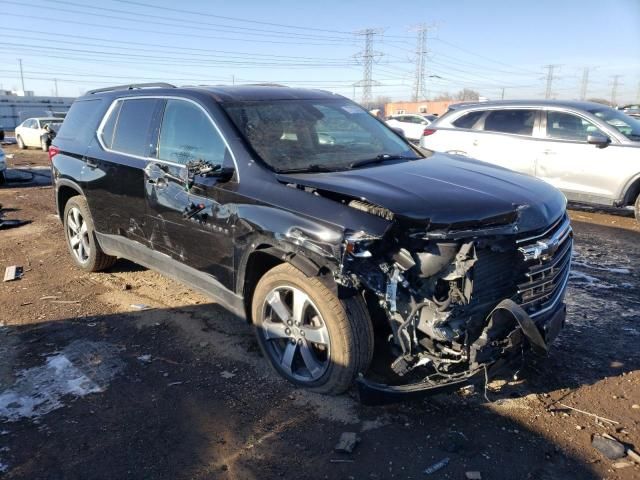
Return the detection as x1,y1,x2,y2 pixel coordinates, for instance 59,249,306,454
337,203,572,403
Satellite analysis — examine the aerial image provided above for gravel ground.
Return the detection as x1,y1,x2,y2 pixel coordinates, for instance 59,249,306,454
0,145,638,480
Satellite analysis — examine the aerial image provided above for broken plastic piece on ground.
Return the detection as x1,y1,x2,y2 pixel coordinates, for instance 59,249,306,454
592,434,625,460
130,303,151,311
466,472,482,480
423,457,450,474
334,432,359,454
0,219,30,230
3,266,23,282
137,354,152,363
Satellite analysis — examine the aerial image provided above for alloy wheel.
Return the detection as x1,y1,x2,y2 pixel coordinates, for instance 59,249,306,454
261,285,331,382
66,206,90,264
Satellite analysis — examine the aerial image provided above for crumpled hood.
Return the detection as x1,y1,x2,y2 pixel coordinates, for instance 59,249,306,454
276,153,567,233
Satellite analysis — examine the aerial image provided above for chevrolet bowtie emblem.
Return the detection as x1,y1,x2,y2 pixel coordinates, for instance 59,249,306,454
519,240,550,261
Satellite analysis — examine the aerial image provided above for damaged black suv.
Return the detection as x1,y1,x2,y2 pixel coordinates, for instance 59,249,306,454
51,83,571,403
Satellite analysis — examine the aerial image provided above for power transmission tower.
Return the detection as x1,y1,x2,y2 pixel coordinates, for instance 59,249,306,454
411,24,429,102
53,78,58,97
500,87,505,100
354,28,382,109
544,64,561,99
610,75,622,106
579,67,591,100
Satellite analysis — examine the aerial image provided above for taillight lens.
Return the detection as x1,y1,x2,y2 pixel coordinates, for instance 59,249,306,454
423,128,436,136
48,145,60,162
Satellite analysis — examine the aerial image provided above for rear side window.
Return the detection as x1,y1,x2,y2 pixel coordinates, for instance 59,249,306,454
483,109,536,136
56,100,103,144
452,110,484,129
157,99,228,166
111,98,159,157
546,111,600,142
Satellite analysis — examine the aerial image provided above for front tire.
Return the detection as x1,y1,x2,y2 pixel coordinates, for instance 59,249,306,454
252,263,374,395
63,196,116,272
17,136,26,150
41,137,49,152
635,194,640,223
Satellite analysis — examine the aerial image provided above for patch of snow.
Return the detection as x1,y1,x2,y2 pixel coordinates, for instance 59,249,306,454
0,461,8,473
0,341,123,422
570,270,616,289
220,370,235,379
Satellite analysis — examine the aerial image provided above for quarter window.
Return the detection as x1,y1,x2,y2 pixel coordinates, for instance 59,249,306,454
111,98,160,157
452,110,484,129
100,101,122,149
483,109,536,136
157,99,228,166
546,111,599,142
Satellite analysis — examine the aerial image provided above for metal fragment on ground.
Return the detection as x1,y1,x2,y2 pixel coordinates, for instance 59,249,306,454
424,457,450,474
3,266,22,282
334,432,359,453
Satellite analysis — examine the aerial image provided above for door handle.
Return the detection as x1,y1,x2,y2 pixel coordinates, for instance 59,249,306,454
84,156,97,168
144,162,167,188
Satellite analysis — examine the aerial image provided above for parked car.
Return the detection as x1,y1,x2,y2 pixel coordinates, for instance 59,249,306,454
0,146,6,185
619,104,640,119
421,100,640,222
51,83,571,403
385,114,432,142
15,117,64,151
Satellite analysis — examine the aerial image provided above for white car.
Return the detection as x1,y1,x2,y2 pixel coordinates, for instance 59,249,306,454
15,117,63,151
0,146,6,184
385,114,432,142
421,100,640,221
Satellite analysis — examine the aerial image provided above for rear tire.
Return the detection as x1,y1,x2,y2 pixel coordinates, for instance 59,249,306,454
252,263,374,395
635,194,640,223
63,196,116,272
0,171,5,186
17,136,26,150
41,138,49,152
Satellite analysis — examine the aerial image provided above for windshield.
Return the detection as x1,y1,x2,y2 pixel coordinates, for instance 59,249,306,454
588,107,640,141
222,98,422,172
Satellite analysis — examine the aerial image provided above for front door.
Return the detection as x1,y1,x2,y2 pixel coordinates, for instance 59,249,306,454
535,110,618,203
144,98,236,288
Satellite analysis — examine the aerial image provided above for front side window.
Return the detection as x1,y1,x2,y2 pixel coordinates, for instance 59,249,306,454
222,99,420,173
111,98,160,157
158,99,228,166
588,107,640,141
483,109,536,136
546,111,600,142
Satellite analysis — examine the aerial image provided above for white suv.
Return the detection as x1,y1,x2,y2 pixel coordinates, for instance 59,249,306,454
385,114,432,142
421,100,640,221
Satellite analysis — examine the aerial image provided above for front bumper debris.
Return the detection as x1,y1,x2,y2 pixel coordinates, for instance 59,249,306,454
357,300,566,405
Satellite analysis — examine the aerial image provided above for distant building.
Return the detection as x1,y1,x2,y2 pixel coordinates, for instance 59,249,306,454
384,100,462,117
0,94,75,131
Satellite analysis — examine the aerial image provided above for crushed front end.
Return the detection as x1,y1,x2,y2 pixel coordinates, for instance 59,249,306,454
340,212,573,405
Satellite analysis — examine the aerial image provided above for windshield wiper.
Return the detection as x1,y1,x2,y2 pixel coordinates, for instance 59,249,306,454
277,164,340,174
348,154,416,169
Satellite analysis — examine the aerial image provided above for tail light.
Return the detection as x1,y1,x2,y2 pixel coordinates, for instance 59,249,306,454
423,128,436,137
48,145,60,162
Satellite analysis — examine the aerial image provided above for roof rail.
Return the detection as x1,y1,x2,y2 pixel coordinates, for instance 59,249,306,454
86,82,176,95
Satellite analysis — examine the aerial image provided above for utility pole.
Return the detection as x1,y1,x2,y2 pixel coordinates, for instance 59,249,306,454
579,67,591,101
610,75,622,106
636,80,640,103
411,24,429,102
18,59,25,92
53,78,58,97
543,64,561,99
354,28,382,109
500,87,505,100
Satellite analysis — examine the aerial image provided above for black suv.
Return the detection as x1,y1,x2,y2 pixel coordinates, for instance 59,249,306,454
51,83,572,403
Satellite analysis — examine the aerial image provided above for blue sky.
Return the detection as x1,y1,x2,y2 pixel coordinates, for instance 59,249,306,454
1,0,638,103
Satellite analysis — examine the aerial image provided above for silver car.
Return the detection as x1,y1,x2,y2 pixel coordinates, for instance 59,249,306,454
421,100,640,221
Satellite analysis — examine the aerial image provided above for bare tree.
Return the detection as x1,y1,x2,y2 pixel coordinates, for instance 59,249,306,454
455,88,480,101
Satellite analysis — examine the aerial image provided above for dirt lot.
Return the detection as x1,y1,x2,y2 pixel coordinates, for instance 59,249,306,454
0,144,639,479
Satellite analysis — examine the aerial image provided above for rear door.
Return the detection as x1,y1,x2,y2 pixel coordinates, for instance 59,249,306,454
535,109,621,203
144,98,236,287
86,97,163,243
469,108,540,175
23,119,39,146
422,110,484,156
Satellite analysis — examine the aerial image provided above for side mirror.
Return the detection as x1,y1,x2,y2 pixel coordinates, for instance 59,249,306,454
586,132,610,148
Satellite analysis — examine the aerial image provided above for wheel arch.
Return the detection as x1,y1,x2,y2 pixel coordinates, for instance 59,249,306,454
56,180,84,221
620,174,640,207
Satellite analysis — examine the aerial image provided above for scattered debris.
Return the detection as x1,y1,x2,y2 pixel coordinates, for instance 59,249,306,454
558,402,619,425
613,461,633,469
122,283,132,291
130,303,151,311
632,404,639,409
50,300,81,305
199,341,209,348
423,457,449,475
329,459,354,464
220,370,235,379
137,354,152,364
465,471,482,480
592,434,625,460
627,448,640,464
3,266,22,282
167,381,183,386
39,296,59,301
0,219,29,230
334,432,360,454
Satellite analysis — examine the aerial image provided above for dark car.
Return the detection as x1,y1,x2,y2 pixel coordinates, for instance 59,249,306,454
51,83,571,403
